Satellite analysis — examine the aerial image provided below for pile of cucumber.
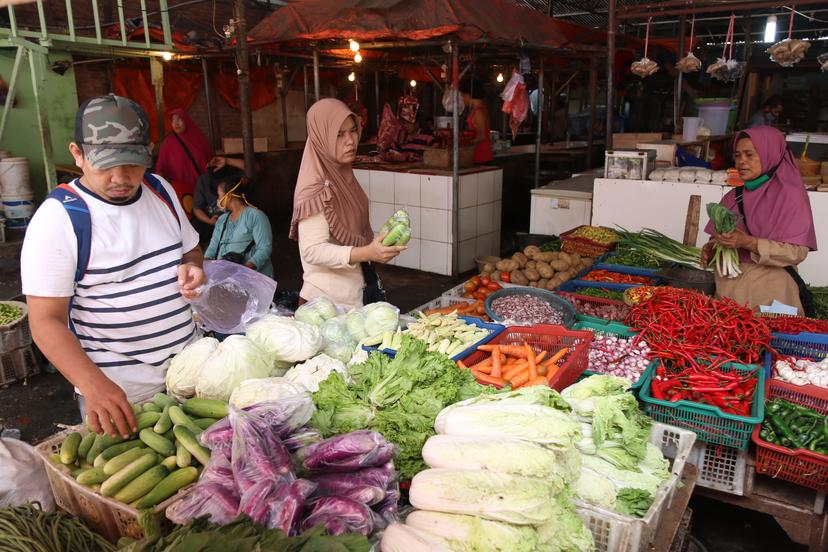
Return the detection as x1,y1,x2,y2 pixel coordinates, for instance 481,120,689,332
53,393,228,510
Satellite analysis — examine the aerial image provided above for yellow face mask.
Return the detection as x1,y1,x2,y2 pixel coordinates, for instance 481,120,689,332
218,179,255,210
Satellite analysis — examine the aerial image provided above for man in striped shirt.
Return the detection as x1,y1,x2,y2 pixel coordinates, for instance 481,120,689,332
22,95,206,439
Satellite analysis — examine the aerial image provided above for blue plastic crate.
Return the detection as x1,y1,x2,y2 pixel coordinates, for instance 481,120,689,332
771,332,828,361
362,316,505,361
555,281,629,301
593,262,661,276
570,267,662,291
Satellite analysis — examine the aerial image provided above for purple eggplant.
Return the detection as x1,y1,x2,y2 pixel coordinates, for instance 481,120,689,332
245,398,315,438
296,431,395,473
171,482,240,526
301,496,375,536
283,428,324,452
374,478,401,517
265,478,316,535
230,409,293,493
200,417,233,449
239,479,285,525
310,466,395,506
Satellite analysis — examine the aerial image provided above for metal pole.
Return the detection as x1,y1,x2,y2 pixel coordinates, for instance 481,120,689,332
150,57,165,142
606,0,616,148
303,65,309,112
313,48,320,102
534,57,545,188
0,46,24,143
201,57,217,151
451,41,460,275
374,70,381,133
587,56,598,167
675,14,686,135
234,0,255,177
29,50,56,191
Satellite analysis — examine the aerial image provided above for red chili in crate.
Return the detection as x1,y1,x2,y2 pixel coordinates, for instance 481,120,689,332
581,269,655,285
761,316,828,335
650,362,759,416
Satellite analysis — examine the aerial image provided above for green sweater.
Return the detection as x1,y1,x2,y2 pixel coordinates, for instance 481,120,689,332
205,207,274,278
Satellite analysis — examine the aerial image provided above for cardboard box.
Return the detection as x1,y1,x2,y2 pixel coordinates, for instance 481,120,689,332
221,137,269,154
422,146,475,169
612,133,663,149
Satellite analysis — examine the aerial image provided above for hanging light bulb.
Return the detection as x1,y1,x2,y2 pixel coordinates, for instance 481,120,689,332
354,52,363,63
409,79,417,87
496,72,504,83
349,39,360,52
348,72,356,82
764,15,777,43
161,52,173,61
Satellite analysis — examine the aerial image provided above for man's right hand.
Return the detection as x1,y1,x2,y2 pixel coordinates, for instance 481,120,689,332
81,375,136,438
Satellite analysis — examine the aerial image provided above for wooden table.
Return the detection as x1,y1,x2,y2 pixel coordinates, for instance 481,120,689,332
650,464,698,551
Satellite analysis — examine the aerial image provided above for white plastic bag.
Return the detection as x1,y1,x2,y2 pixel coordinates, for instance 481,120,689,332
0,438,55,510
441,86,464,114
189,260,277,334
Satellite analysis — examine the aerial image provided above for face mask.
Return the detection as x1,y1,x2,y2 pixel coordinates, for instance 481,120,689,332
743,173,770,191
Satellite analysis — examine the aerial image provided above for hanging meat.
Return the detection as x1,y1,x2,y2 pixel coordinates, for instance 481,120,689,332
631,18,659,78
501,70,528,140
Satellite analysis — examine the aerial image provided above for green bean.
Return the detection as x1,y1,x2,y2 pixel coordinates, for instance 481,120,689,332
0,304,22,326
0,502,114,552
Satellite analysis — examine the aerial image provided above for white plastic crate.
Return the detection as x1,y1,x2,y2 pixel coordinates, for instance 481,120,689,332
688,440,748,496
409,294,473,316
575,422,697,552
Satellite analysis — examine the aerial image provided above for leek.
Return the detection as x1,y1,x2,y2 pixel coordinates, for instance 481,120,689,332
615,228,706,270
706,203,742,279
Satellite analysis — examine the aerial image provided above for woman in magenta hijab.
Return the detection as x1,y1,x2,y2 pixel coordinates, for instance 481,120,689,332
155,108,213,218
702,126,817,314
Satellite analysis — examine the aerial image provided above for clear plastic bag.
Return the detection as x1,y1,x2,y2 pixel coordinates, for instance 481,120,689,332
243,394,316,438
320,314,358,364
283,427,325,453
167,481,240,526
295,430,395,473
310,464,396,506
294,297,341,327
441,86,464,113
188,260,277,334
265,478,317,535
230,406,293,494
301,496,375,536
359,302,401,340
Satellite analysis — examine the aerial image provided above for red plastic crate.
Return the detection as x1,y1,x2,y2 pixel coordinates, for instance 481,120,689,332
462,325,593,391
752,380,828,491
555,291,630,322
560,226,617,258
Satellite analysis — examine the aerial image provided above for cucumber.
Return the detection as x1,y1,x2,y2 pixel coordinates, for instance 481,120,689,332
98,440,143,462
100,453,157,497
168,406,203,436
193,418,220,430
152,392,178,410
76,467,109,486
175,442,192,468
113,465,168,504
135,411,161,431
182,398,228,420
77,433,96,459
60,432,82,465
142,402,162,413
162,428,175,442
103,447,152,476
161,456,178,470
70,466,86,478
134,467,198,509
78,459,93,470
93,454,108,469
153,406,172,434
139,429,176,457
49,453,62,465
172,425,211,466
87,434,124,464
131,403,142,415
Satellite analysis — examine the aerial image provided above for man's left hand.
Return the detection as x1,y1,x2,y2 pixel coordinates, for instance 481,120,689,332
178,262,206,299
715,228,758,253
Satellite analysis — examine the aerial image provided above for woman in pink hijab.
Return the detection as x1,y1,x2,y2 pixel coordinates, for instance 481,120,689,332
702,126,817,314
155,108,213,218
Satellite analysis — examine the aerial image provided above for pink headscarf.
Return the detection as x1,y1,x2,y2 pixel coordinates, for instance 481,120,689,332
155,108,213,187
706,126,817,260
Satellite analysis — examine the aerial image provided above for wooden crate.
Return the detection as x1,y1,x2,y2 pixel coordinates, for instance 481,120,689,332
422,146,475,169
612,132,664,149
221,137,269,154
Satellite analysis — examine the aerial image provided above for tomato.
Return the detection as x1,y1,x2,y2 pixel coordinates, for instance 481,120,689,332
479,288,494,298
473,291,486,301
476,305,486,315
470,276,482,287
480,276,492,286
486,282,502,291
500,271,511,283
462,292,474,299
463,281,478,293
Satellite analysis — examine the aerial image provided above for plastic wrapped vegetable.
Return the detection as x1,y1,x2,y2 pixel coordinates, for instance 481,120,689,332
375,478,401,516
167,481,240,526
245,315,322,364
266,478,317,534
296,430,395,473
301,496,375,536
310,464,396,506
194,335,273,402
230,406,293,493
243,394,316,438
229,377,304,409
294,296,339,326
283,427,324,452
239,479,285,526
319,315,359,364
346,311,368,342
200,416,233,449
360,302,400,341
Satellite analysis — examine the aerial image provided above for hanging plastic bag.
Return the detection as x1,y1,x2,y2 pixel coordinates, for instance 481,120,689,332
188,260,276,334
767,12,810,67
441,86,464,114
676,16,702,73
501,70,528,140
707,15,746,82
631,18,659,78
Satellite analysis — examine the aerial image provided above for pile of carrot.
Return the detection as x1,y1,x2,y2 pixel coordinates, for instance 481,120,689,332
457,343,569,389
423,300,488,319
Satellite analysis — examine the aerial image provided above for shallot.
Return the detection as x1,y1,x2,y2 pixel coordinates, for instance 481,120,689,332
774,356,828,388
587,334,651,383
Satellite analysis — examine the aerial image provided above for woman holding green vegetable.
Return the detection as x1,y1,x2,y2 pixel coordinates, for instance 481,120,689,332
701,127,817,314
290,99,405,309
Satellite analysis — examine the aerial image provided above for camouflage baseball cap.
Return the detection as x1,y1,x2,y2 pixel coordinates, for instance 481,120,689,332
74,94,152,170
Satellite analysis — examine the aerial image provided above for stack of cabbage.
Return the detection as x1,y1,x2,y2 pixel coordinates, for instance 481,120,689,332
295,297,400,363
382,387,594,552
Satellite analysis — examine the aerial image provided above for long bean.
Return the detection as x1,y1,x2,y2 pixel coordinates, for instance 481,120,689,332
0,502,114,552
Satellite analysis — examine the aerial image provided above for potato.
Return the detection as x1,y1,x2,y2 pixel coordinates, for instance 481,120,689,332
537,278,548,290
524,267,540,281
525,260,537,270
546,277,562,291
495,259,519,272
482,262,496,273
512,252,529,268
491,270,502,282
582,258,594,269
511,270,529,286
550,259,571,272
536,252,557,263
524,245,541,259
536,261,554,279
568,252,582,265
558,272,572,283
529,281,538,288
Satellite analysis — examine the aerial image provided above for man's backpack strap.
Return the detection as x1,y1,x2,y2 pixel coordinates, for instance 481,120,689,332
46,182,91,283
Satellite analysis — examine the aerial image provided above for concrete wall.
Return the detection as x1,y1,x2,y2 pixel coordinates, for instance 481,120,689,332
0,49,78,200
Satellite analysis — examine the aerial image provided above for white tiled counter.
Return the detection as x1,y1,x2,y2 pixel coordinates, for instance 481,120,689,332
353,165,503,276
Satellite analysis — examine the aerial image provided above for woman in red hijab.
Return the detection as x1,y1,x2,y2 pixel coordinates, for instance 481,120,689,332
702,126,817,314
155,108,213,218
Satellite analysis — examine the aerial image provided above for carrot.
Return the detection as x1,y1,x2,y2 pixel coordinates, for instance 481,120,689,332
503,361,528,380
424,306,461,316
456,360,468,370
509,371,531,388
475,363,493,375
526,376,549,387
535,351,548,364
525,343,537,380
543,348,569,367
469,356,492,370
546,364,561,382
473,371,507,387
491,347,503,378
476,345,532,358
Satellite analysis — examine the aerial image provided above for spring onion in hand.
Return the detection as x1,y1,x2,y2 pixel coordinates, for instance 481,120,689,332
706,203,742,279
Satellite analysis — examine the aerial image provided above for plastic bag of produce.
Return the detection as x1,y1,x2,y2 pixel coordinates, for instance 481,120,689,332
283,427,324,452
359,302,400,340
200,416,233,449
295,430,395,473
319,315,359,364
310,464,396,506
375,478,401,516
167,481,240,526
294,297,340,327
243,393,316,438
301,496,375,536
265,478,317,534
229,406,293,493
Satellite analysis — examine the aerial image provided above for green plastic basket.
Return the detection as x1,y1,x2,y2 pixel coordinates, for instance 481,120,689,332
573,320,657,393
639,362,766,450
